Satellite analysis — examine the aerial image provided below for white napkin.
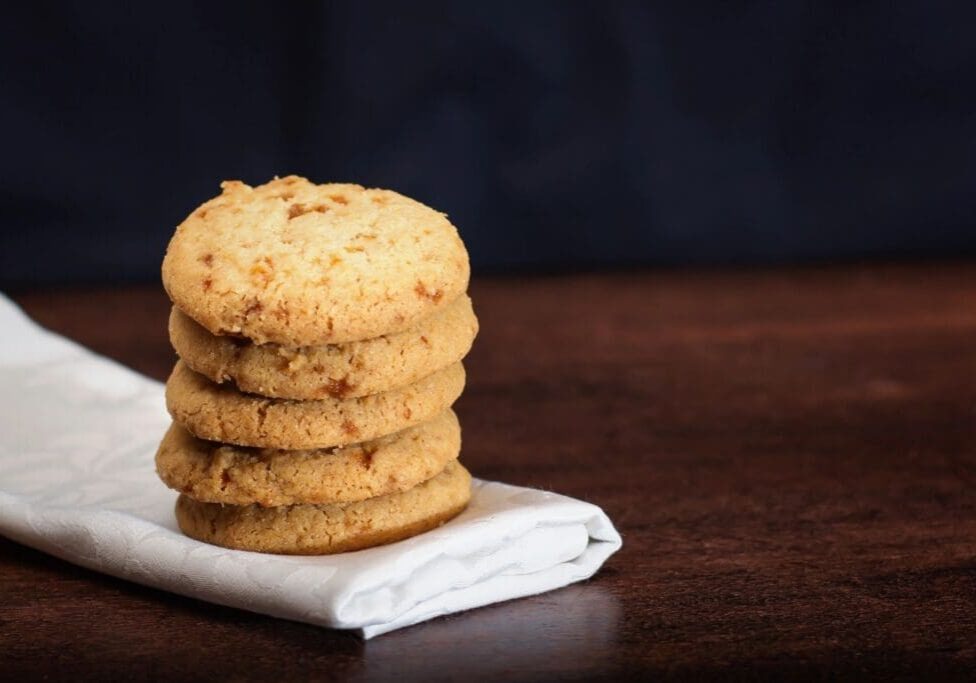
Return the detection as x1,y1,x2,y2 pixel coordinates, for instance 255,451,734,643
0,294,621,638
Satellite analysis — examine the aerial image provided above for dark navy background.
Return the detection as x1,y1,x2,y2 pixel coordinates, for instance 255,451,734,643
2,2,975,287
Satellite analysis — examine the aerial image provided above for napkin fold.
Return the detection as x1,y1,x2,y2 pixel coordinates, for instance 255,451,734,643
0,294,621,637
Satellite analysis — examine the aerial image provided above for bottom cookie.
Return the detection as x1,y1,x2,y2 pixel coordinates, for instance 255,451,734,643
175,460,472,555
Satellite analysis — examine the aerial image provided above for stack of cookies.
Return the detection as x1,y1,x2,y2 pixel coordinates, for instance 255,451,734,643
155,176,477,555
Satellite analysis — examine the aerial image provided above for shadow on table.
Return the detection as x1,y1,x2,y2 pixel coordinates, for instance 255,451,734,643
361,583,621,680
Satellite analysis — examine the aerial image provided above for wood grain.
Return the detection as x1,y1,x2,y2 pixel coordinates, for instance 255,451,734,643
3,264,976,680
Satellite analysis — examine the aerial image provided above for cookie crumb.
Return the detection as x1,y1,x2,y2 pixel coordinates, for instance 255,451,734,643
360,444,379,469
342,420,360,437
271,301,290,322
414,281,444,303
324,377,355,398
249,257,274,286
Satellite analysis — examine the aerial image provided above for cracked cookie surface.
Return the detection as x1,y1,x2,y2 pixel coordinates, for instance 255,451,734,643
156,410,461,506
175,460,472,554
161,176,470,346
165,360,465,449
169,294,477,400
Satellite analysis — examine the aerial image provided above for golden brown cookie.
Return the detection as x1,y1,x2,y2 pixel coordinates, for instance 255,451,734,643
156,410,461,506
161,176,470,346
165,360,465,449
175,460,472,554
169,294,477,400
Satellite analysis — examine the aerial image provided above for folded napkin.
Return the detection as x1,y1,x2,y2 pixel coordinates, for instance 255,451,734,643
0,294,621,637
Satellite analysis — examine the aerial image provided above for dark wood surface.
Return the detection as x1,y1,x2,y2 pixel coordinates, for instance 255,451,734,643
3,264,976,680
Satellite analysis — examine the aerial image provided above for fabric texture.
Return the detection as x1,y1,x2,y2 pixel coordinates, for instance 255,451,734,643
0,294,620,637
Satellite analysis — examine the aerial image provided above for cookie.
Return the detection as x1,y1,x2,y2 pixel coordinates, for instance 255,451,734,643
161,176,470,346
156,409,461,506
165,360,465,449
175,460,472,554
169,294,477,400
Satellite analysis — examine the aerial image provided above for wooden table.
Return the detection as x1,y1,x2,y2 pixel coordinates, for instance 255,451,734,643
3,264,976,679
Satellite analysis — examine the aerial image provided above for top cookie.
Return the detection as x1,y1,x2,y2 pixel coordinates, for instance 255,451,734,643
162,176,470,346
